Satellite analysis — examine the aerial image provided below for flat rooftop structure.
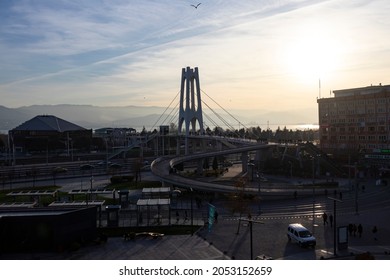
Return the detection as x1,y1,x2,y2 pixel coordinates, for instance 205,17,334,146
142,187,171,198
137,198,170,206
0,206,98,253
333,84,390,98
68,189,114,195
0,202,36,208
49,200,105,207
0,209,69,217
68,189,116,201
7,190,57,197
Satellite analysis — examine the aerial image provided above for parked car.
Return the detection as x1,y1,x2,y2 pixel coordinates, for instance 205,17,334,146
287,223,316,247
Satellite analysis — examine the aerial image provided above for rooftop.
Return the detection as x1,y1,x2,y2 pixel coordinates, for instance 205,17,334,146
11,115,86,132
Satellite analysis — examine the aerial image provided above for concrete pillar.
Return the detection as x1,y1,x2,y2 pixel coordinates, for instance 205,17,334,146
197,159,203,175
178,67,204,155
242,152,248,173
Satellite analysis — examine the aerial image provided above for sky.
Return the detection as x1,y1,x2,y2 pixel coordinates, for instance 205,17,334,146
1,0,390,125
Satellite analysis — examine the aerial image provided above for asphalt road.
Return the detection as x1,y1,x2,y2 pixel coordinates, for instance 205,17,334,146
197,181,390,260
2,166,390,260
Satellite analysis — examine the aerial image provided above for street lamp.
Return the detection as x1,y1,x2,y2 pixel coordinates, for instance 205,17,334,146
256,172,262,214
312,157,316,233
311,154,321,234
328,196,343,256
237,216,264,260
354,162,359,215
190,187,194,235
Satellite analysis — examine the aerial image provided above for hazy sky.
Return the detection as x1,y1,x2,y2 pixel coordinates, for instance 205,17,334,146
1,0,390,121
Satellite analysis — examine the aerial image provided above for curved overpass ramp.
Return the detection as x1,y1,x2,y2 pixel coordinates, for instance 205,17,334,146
151,143,276,193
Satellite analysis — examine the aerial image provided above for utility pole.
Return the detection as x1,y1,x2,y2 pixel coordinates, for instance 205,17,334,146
328,196,343,256
237,217,264,260
354,162,359,215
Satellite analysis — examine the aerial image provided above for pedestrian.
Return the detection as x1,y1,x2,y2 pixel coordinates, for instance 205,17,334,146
372,226,378,241
329,214,333,228
357,224,363,238
348,223,353,236
353,224,357,237
322,212,328,225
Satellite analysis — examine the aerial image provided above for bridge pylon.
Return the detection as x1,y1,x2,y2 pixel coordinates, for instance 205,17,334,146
178,66,204,155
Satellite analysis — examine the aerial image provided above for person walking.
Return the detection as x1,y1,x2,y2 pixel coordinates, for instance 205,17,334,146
329,214,333,228
214,210,219,224
353,224,357,237
322,212,328,225
372,226,378,241
348,223,353,236
357,224,363,238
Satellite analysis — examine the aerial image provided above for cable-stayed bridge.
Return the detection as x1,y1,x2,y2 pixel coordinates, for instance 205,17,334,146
108,66,343,193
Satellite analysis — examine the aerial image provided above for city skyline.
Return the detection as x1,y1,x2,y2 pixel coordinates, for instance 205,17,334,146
1,0,390,126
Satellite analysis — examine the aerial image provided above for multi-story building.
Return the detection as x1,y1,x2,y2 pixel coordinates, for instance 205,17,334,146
317,84,390,166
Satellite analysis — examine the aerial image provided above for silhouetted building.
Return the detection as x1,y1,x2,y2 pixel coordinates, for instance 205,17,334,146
0,207,97,253
318,84,390,166
8,115,92,157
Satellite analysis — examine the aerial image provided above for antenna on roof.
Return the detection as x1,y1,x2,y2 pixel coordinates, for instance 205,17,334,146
319,78,321,99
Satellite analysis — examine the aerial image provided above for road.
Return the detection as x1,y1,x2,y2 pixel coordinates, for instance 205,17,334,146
2,163,390,260
197,181,390,259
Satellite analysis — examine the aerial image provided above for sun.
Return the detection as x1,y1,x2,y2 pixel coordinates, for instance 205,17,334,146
283,25,341,83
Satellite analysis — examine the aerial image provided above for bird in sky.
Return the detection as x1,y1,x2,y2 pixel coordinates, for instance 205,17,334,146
191,3,201,9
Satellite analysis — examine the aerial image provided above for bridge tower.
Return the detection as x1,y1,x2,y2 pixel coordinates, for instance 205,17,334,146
178,66,204,155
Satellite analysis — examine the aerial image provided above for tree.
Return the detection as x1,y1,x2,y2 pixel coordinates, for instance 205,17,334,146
227,176,251,217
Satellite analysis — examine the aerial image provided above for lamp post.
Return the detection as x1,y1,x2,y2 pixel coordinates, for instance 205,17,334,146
328,196,343,256
312,157,316,233
237,217,264,260
190,187,194,235
311,154,321,233
256,172,262,214
354,162,359,215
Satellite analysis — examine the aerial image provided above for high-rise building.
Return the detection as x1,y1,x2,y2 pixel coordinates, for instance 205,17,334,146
317,84,390,165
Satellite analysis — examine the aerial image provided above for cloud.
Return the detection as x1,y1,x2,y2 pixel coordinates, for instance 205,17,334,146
1,0,390,129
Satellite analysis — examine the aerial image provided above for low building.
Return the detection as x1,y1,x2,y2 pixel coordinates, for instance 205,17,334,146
0,207,97,253
8,115,92,159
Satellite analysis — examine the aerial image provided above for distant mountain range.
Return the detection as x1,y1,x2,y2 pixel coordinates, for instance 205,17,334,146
0,104,318,132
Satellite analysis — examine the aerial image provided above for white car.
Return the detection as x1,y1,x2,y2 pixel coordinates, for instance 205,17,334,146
287,223,316,247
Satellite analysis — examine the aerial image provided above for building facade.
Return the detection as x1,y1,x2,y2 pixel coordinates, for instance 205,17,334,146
8,115,92,163
317,84,390,165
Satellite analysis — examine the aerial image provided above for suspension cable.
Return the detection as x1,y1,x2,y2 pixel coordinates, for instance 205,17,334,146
150,90,180,131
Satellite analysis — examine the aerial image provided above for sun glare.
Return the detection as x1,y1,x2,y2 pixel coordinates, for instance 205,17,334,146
283,24,341,83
